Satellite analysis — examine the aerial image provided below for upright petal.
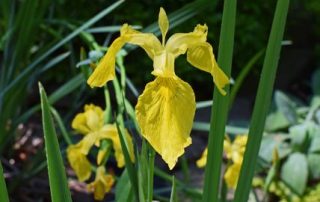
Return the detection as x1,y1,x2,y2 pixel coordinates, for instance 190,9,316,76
187,42,229,95
165,24,208,57
67,143,92,182
135,77,196,169
87,24,162,88
158,7,169,44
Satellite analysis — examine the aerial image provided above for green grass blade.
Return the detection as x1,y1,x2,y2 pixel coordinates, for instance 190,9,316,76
202,0,236,201
233,1,290,201
50,107,73,145
1,0,124,97
16,74,85,124
169,176,177,202
0,162,9,202
115,120,139,201
39,83,72,202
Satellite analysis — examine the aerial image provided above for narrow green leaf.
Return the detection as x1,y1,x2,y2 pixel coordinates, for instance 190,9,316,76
116,169,134,202
115,120,139,201
281,153,308,195
170,176,177,202
202,1,236,201
308,153,320,179
0,162,9,202
1,0,124,97
50,107,72,145
234,1,290,201
39,83,72,202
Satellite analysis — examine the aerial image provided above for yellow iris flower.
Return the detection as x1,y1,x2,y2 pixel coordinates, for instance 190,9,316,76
87,166,115,201
197,135,248,189
67,104,134,181
87,8,229,169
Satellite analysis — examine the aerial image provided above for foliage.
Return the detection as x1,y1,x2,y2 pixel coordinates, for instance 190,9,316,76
259,72,320,201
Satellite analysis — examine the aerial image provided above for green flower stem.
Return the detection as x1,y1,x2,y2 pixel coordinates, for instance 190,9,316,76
147,143,155,202
233,1,290,201
202,0,236,201
104,86,112,123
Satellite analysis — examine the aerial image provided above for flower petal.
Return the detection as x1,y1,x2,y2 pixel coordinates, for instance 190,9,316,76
165,24,207,57
71,104,104,135
187,42,229,95
158,7,169,43
87,166,114,201
87,24,162,88
196,148,208,168
100,125,135,168
67,143,92,182
224,163,241,189
135,77,196,169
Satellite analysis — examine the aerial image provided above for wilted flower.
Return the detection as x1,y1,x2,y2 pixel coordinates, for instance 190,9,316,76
87,8,229,169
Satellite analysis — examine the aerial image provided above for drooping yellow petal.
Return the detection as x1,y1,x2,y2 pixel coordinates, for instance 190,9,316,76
196,148,207,168
80,132,101,155
99,124,135,168
187,42,229,95
71,104,104,135
87,24,162,88
159,7,169,44
165,24,208,57
67,143,92,182
87,166,114,201
135,77,196,169
224,163,242,189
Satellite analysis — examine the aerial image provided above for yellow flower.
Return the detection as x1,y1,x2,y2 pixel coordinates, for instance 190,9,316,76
87,166,114,201
67,142,92,182
87,8,229,169
69,104,134,170
197,135,248,189
224,135,247,164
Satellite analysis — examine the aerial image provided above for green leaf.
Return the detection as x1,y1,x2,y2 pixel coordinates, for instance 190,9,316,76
39,83,72,202
309,133,320,153
289,124,309,151
281,153,308,195
234,1,290,201
0,162,9,202
307,153,320,179
170,176,177,202
275,91,298,124
265,111,290,132
116,169,134,202
259,134,291,162
202,0,236,201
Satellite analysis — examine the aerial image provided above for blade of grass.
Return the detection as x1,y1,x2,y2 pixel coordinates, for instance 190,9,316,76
0,162,9,202
115,119,138,201
170,176,177,202
39,83,72,202
50,107,72,145
1,0,124,97
15,74,85,124
233,1,290,201
202,1,236,201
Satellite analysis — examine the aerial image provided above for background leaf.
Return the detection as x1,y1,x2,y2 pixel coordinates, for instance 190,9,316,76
275,91,298,124
281,152,308,195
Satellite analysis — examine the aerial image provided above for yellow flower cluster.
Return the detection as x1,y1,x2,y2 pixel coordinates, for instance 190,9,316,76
197,135,248,189
87,8,229,169
67,104,134,200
